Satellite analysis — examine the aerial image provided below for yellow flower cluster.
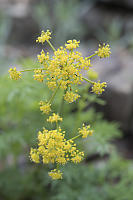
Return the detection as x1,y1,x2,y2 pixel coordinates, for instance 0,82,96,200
95,44,111,58
30,127,84,179
64,91,80,103
30,148,40,163
46,81,57,90
9,30,111,180
79,124,93,138
47,113,62,123
33,69,45,82
8,30,110,103
65,39,80,50
36,30,51,44
48,169,63,180
35,31,93,103
43,47,91,97
37,50,49,64
8,67,21,80
39,101,51,114
92,82,107,95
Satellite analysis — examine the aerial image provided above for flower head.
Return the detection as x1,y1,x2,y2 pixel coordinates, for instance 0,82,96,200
30,148,40,163
39,45,92,96
30,127,84,179
95,44,111,58
37,50,49,64
48,169,63,180
33,69,45,82
64,91,80,103
36,30,51,44
9,67,21,80
92,81,107,95
79,124,93,138
39,101,51,114
65,39,80,51
47,81,57,90
47,113,63,123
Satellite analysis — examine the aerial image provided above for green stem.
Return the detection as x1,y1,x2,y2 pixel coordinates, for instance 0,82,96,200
20,68,43,72
56,163,60,170
56,121,59,130
82,77,94,84
47,40,56,52
88,53,98,59
58,89,66,117
67,134,82,142
48,84,60,104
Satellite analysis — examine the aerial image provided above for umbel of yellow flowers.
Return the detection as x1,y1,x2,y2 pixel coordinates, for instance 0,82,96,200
30,116,93,180
8,30,111,180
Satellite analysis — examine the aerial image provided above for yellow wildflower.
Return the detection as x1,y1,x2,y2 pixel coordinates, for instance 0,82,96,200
31,127,84,166
65,39,80,51
33,69,45,82
30,148,40,163
37,50,49,64
92,81,107,95
36,30,51,44
47,81,57,90
38,45,92,95
39,101,51,114
47,113,63,123
71,152,84,163
79,124,93,138
48,169,63,180
8,67,21,80
64,91,80,103
95,44,111,58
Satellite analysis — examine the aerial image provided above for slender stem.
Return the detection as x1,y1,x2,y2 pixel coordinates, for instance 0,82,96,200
88,53,97,59
47,40,56,52
56,121,59,130
67,134,82,142
56,163,60,170
59,97,64,115
48,84,60,104
82,77,94,84
58,90,66,117
20,68,43,72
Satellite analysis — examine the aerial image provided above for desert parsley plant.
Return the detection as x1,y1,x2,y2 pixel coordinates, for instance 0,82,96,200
8,30,111,180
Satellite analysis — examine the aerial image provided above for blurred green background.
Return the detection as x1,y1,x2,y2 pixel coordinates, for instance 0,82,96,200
0,0,133,199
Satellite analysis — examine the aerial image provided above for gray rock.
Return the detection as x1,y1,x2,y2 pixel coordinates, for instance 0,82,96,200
0,0,40,45
93,48,133,133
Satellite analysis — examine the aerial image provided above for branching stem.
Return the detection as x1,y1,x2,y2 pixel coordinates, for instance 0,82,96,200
82,77,94,84
47,40,56,52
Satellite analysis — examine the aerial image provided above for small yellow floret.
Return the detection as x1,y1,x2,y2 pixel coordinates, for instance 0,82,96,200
33,69,45,82
47,81,57,90
64,91,80,103
47,113,63,123
37,50,49,64
71,153,83,163
30,148,40,163
92,81,107,95
65,39,80,51
40,101,51,114
48,169,62,180
8,67,21,80
79,124,93,138
36,30,51,44
95,44,111,58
